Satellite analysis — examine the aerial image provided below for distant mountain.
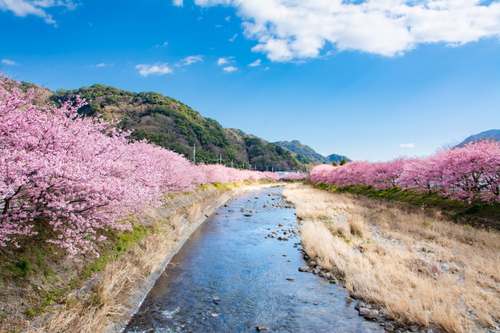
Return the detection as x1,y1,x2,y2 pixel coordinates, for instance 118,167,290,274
50,84,300,171
456,129,500,147
325,153,352,164
275,140,327,164
274,140,351,165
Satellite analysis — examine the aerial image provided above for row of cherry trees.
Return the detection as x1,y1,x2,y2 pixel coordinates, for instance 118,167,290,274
281,172,309,181
310,141,500,204
0,77,278,258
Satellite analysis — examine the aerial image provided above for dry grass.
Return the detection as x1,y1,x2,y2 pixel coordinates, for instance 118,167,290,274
26,182,283,333
283,183,500,333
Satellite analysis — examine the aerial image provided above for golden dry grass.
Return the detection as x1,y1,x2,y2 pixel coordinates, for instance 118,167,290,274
282,183,500,333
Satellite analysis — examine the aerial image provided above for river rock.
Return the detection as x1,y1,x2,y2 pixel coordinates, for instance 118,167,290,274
298,266,309,272
358,308,370,316
364,309,379,319
409,325,419,332
384,323,395,332
256,326,269,331
278,223,284,227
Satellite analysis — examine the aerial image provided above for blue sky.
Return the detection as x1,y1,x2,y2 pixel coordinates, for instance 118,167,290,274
1,0,499,162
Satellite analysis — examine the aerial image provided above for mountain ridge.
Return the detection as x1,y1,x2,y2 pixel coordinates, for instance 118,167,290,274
49,84,302,171
275,140,352,165
456,129,500,147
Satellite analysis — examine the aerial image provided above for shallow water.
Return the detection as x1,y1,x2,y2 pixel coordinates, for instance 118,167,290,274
124,187,383,333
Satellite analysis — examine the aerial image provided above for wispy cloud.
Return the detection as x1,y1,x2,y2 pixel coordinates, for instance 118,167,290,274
172,0,183,7
217,56,234,65
223,66,237,73
1,59,19,66
95,63,113,67
225,16,231,22
399,143,416,148
181,55,204,65
229,34,238,42
248,59,261,67
192,0,500,61
0,0,77,26
135,63,173,76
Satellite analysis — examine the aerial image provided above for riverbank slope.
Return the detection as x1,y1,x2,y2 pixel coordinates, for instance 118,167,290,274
0,182,281,333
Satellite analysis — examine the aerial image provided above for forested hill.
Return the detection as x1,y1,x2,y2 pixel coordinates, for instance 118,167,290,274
50,84,300,171
275,140,352,164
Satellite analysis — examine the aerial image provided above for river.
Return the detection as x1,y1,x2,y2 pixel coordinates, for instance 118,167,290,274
124,186,383,333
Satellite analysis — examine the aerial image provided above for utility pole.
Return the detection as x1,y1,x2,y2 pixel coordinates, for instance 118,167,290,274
193,143,196,164
231,160,234,168
219,154,222,164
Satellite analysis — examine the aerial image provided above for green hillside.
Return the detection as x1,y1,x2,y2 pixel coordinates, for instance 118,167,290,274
51,84,300,171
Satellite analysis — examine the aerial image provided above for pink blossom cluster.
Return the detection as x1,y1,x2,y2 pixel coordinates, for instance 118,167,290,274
192,164,279,184
0,77,278,257
310,142,500,204
281,172,309,181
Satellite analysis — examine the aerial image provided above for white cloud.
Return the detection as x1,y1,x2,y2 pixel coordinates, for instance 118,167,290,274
229,34,238,42
215,24,222,28
248,59,261,66
1,59,18,66
192,0,500,61
181,55,204,65
217,56,234,65
225,15,231,21
223,66,237,72
0,0,77,26
172,0,183,7
135,63,173,76
400,143,416,148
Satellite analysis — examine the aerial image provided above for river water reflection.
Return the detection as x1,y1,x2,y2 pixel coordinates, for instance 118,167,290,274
124,187,382,333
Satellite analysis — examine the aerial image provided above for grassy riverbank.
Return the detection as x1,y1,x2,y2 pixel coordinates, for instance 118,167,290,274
283,184,500,333
0,181,279,333
315,184,500,231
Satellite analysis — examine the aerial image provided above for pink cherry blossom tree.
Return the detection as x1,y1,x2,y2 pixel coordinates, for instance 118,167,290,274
0,75,280,258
